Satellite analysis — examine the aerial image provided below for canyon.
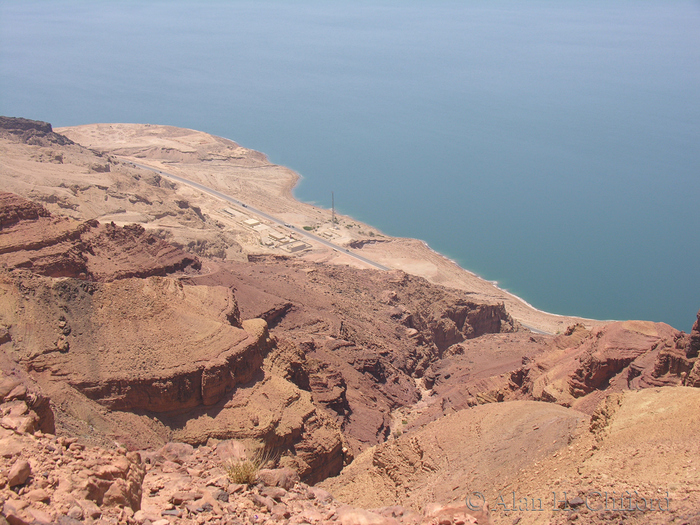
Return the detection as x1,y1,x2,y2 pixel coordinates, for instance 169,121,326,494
0,117,698,524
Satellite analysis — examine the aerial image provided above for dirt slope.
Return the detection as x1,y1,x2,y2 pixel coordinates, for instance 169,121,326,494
321,387,700,524
320,401,588,511
502,386,700,525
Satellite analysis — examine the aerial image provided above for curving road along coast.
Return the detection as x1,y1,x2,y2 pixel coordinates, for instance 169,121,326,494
129,161,391,272
50,123,604,335
128,161,551,334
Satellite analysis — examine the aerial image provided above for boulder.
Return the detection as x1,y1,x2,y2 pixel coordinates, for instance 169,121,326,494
257,467,299,490
8,459,31,487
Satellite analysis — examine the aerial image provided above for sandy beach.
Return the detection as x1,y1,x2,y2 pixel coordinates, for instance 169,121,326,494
41,123,603,334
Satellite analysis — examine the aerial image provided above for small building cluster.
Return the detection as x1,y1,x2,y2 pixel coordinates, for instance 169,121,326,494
236,214,310,253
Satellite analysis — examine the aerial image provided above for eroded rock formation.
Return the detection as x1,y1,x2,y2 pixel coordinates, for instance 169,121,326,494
0,194,346,486
506,320,698,413
0,116,75,147
0,193,200,280
185,258,517,455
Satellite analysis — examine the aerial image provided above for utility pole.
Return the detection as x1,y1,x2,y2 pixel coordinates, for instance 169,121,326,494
332,191,336,227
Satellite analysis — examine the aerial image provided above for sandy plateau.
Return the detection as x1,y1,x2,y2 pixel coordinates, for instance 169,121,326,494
0,117,699,525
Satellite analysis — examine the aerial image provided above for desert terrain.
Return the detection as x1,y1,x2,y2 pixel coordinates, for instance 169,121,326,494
1,117,698,524
35,120,598,335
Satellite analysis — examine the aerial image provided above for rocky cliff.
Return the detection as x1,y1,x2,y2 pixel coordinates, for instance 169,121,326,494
0,193,200,280
507,320,700,413
0,116,74,147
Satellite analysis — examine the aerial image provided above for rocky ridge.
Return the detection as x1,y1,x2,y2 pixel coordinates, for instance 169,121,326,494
507,320,700,413
190,256,518,455
0,193,200,281
0,191,519,482
0,195,348,485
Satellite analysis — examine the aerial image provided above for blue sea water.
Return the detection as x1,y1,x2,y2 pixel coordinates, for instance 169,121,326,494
1,1,698,330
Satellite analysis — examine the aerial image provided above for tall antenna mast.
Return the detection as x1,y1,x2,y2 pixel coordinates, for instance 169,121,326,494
332,191,335,227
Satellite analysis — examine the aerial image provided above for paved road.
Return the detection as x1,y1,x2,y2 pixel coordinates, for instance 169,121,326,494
125,161,559,333
128,161,391,271
521,324,553,336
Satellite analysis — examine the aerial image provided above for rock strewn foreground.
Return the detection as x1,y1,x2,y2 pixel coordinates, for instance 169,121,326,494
1,379,492,524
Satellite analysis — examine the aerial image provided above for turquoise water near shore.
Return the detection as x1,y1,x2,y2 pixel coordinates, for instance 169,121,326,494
1,1,699,330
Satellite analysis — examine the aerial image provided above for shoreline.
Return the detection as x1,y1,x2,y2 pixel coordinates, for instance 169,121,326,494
290,183,606,332
414,238,585,321
53,122,606,334
285,162,610,332
279,158,607,333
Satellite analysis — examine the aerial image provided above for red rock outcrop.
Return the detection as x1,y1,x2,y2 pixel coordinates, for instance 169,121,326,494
0,193,50,228
684,310,700,387
567,321,675,396
507,320,700,413
0,195,348,484
686,310,700,358
0,373,54,436
189,259,517,456
0,274,289,446
0,193,200,281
